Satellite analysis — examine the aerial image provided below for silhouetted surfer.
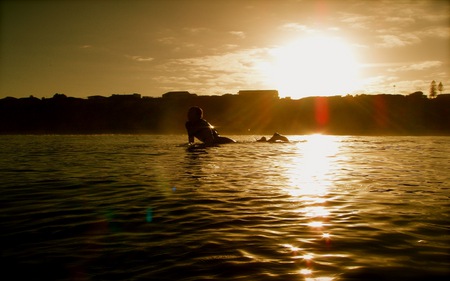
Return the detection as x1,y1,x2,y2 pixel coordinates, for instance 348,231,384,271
186,106,236,146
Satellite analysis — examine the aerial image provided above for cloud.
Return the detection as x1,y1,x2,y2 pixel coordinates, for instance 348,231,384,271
377,33,421,48
388,61,443,72
385,16,415,25
152,48,270,94
420,7,450,22
167,49,267,73
223,44,239,49
152,75,189,85
339,1,449,43
280,23,315,33
127,55,154,62
157,37,177,45
418,26,450,39
229,31,246,38
376,25,449,48
281,23,308,31
358,75,398,94
339,13,375,29
183,27,209,34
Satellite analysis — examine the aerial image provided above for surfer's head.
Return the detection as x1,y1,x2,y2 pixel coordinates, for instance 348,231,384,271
188,106,203,121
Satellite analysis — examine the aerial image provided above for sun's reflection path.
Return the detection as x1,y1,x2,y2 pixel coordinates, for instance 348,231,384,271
282,135,341,280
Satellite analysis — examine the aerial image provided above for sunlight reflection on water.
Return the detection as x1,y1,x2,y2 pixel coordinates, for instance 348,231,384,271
285,134,341,197
278,135,344,280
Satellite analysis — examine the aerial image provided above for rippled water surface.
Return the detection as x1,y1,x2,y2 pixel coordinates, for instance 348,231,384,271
1,135,449,280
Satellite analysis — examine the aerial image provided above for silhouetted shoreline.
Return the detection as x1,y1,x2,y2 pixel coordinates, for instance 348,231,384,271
1,90,449,135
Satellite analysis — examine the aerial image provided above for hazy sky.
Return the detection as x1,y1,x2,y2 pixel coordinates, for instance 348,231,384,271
1,0,449,99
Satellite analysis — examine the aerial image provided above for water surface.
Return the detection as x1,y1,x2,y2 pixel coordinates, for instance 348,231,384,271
1,135,449,280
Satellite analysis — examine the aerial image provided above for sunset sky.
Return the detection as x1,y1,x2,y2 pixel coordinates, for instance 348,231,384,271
1,0,449,100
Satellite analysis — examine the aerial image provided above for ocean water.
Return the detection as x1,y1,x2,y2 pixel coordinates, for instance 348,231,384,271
0,135,449,281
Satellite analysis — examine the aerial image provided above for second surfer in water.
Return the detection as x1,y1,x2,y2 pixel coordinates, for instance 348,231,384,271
257,133,290,143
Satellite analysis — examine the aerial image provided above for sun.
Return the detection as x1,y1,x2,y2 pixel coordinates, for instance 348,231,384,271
258,34,361,99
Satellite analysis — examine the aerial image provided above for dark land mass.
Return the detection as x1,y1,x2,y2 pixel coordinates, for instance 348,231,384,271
1,90,449,135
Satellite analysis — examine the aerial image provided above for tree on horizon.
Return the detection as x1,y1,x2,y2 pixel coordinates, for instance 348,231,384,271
438,82,444,95
429,80,437,99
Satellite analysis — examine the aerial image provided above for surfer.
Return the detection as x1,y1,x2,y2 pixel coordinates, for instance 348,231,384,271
186,106,236,146
257,132,290,143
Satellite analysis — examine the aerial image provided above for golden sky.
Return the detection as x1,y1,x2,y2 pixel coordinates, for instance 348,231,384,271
1,0,449,99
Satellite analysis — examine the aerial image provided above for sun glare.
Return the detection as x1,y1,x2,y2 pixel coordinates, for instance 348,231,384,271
259,34,360,99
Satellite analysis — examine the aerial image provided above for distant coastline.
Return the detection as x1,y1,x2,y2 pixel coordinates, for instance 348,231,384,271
1,90,449,135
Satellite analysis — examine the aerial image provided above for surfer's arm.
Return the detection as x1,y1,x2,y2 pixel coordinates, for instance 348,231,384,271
186,121,195,144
